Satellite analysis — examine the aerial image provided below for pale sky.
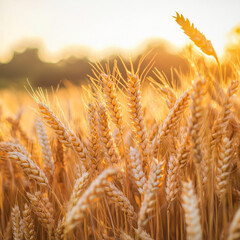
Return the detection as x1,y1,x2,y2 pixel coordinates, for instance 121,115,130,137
1,0,240,62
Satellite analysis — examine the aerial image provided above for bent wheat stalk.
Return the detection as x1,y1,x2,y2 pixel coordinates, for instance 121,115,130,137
27,191,55,233
38,103,90,170
152,89,191,158
65,167,119,232
104,182,137,220
0,142,49,188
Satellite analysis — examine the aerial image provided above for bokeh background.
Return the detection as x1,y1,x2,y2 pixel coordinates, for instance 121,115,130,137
1,0,240,88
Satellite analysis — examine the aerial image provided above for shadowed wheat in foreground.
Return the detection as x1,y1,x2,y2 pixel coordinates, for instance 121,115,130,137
1,12,240,240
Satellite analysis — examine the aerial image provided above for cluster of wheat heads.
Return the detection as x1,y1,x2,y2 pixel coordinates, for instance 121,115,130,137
1,12,240,240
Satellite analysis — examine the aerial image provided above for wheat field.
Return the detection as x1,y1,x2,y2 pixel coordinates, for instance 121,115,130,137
0,13,240,240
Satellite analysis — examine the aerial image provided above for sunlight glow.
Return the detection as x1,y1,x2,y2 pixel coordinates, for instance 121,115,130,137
1,0,240,62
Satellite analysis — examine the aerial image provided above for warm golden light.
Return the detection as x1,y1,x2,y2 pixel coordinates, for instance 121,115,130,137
1,0,240,62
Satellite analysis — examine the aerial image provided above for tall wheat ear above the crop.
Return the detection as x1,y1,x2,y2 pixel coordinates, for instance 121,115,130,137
174,12,219,64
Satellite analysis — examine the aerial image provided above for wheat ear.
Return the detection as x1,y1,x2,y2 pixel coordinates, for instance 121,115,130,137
101,73,130,195
210,80,239,155
152,89,191,158
65,167,119,232
22,203,36,240
149,123,159,144
165,155,179,208
136,228,154,240
7,117,34,150
98,104,120,165
11,205,23,240
104,182,137,220
201,153,209,187
27,191,55,231
35,117,55,181
87,103,100,170
216,136,232,200
55,217,65,240
118,230,134,240
160,87,177,109
182,180,202,240
0,142,49,188
101,73,123,134
38,103,89,169
138,159,165,229
189,78,206,164
174,12,218,64
177,133,191,169
0,141,28,155
127,71,150,167
129,146,147,195
68,171,90,208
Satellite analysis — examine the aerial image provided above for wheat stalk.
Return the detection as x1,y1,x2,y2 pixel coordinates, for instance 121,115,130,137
3,218,12,240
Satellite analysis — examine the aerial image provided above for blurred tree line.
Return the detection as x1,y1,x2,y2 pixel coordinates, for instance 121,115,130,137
0,40,192,88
